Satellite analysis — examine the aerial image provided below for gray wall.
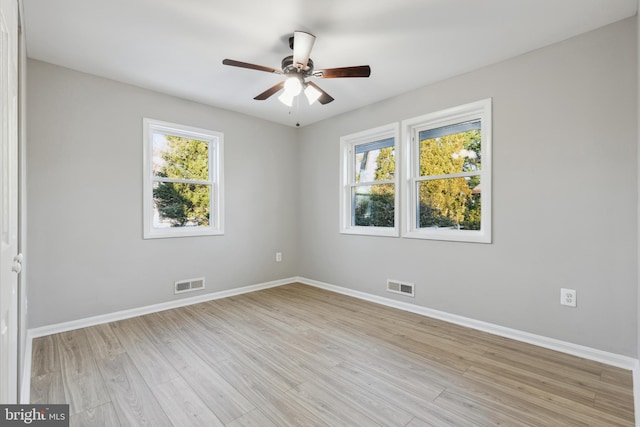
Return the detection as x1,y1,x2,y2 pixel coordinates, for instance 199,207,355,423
27,60,299,327
298,18,638,356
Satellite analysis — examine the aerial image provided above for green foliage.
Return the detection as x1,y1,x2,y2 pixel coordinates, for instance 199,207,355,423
418,130,481,229
153,136,210,227
354,187,395,227
374,147,395,181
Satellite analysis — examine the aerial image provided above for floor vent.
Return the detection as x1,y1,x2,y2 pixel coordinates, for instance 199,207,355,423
387,279,415,297
174,277,205,294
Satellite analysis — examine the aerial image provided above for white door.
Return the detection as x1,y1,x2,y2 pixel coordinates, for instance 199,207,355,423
0,0,19,404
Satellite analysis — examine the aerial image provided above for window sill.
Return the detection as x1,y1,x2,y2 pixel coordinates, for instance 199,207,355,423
402,229,491,243
340,227,399,238
143,227,224,239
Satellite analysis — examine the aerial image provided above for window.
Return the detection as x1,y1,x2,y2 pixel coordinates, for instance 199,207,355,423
403,99,491,243
143,119,224,239
340,123,399,236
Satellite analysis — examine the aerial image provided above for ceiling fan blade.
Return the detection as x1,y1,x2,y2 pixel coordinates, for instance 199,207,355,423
314,65,371,79
292,31,316,70
222,59,282,74
254,81,285,100
307,81,334,105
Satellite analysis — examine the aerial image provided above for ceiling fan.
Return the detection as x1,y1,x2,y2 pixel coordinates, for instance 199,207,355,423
222,31,371,107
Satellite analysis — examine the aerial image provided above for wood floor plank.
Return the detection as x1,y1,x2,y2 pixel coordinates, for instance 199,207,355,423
153,335,255,423
179,304,262,352
594,391,635,423
287,379,380,427
109,317,180,386
254,392,329,427
213,356,327,426
601,364,634,388
264,334,344,372
31,335,60,377
30,372,66,404
55,329,110,415
464,361,597,406
433,390,535,427
446,377,588,427
246,340,334,390
249,289,336,329
459,365,629,426
31,283,634,426
83,323,125,360
69,402,121,427
151,377,225,427
160,307,248,365
312,368,415,426
406,413,482,427
238,291,318,332
343,343,455,394
97,353,172,427
182,301,267,349
383,333,473,373
483,345,603,385
226,408,278,427
136,311,180,347
330,362,445,416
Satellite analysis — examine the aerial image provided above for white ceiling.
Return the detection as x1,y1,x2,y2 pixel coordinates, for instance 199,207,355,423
23,0,637,127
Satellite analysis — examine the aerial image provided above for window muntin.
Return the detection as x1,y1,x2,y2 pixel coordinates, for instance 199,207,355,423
404,99,491,242
340,124,399,236
143,119,224,239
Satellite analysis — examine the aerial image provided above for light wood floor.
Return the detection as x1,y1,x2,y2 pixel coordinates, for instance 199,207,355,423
30,283,634,426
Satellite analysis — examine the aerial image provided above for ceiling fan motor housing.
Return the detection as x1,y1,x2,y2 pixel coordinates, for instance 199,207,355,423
282,55,314,76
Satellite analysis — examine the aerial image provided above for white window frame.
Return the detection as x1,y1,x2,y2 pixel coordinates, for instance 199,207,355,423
143,118,224,239
340,123,400,237
402,98,492,243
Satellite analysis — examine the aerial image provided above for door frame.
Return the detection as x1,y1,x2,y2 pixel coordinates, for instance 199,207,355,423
16,0,27,403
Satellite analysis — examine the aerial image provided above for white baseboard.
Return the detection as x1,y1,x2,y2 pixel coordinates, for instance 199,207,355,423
296,277,638,371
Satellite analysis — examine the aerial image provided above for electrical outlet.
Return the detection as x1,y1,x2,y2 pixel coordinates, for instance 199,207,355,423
560,288,577,307
276,252,282,262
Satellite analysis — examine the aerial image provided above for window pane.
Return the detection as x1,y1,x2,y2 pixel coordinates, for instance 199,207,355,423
417,176,481,230
152,182,211,228
419,120,481,176
355,138,395,183
152,133,209,180
352,183,395,227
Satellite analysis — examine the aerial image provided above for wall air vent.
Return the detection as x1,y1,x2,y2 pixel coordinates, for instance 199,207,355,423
387,279,415,297
174,277,205,294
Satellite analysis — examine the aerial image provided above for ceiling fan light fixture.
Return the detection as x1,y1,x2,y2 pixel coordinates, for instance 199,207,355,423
283,76,302,96
304,83,322,105
278,91,295,107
